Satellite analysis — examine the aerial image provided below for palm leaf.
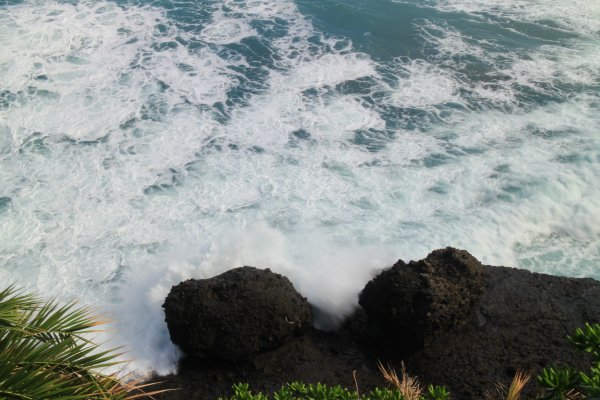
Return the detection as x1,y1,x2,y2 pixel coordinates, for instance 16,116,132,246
0,284,171,399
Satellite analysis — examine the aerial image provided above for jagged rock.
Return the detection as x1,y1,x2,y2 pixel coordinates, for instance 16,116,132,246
358,247,483,353
155,250,600,400
163,267,312,361
404,264,600,398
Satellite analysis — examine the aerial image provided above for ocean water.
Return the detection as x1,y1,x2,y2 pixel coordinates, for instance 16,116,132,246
1,0,599,374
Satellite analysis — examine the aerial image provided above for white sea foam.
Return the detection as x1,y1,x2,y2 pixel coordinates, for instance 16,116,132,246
417,17,600,109
284,54,377,90
388,59,460,108
200,16,256,44
398,0,600,38
1,0,599,377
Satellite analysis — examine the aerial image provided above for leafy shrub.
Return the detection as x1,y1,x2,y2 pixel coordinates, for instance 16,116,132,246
538,323,600,399
219,381,450,400
0,285,165,399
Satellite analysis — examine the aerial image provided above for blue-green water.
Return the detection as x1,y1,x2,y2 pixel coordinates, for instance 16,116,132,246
1,0,599,373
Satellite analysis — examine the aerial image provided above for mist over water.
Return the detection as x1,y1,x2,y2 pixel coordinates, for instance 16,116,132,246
1,0,599,373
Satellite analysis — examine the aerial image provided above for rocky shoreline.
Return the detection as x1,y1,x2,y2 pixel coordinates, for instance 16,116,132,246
151,248,600,400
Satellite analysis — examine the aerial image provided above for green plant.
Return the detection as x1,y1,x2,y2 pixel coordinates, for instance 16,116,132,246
366,387,404,400
538,323,600,399
225,382,355,400
219,380,451,400
424,385,450,400
570,324,600,358
0,285,166,399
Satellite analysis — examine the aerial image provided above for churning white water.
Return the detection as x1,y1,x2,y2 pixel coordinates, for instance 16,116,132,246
1,0,599,374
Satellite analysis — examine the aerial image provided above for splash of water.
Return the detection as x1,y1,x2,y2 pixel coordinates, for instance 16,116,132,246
1,0,599,374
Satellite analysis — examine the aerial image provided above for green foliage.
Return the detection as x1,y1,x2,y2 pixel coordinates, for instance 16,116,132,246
424,385,450,400
537,367,580,399
579,362,600,398
219,381,451,400
0,285,159,400
538,323,600,399
570,324,600,358
366,387,404,400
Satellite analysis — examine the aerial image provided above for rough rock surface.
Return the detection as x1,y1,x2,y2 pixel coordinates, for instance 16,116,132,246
154,250,600,400
151,327,386,400
163,267,312,360
403,264,600,398
359,247,483,354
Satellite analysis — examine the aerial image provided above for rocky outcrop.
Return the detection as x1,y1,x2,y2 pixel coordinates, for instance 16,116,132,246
163,267,312,361
359,248,483,355
403,263,600,398
154,248,600,400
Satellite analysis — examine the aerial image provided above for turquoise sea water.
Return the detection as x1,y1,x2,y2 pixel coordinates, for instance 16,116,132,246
1,0,599,373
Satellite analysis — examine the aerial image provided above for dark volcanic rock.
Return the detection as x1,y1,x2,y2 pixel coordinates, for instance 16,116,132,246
359,247,483,354
163,267,312,360
155,251,600,400
151,328,387,400
404,265,600,398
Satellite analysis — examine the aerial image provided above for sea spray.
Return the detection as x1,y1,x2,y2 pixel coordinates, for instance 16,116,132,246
1,0,599,374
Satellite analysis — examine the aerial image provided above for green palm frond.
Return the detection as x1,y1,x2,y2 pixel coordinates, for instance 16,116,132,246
0,285,170,400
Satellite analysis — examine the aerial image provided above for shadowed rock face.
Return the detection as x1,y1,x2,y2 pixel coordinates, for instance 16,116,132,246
163,267,312,361
359,247,483,355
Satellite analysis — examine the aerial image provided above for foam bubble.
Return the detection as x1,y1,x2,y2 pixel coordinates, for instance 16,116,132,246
305,96,386,139
200,17,256,44
388,59,460,108
284,53,377,91
220,0,300,19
